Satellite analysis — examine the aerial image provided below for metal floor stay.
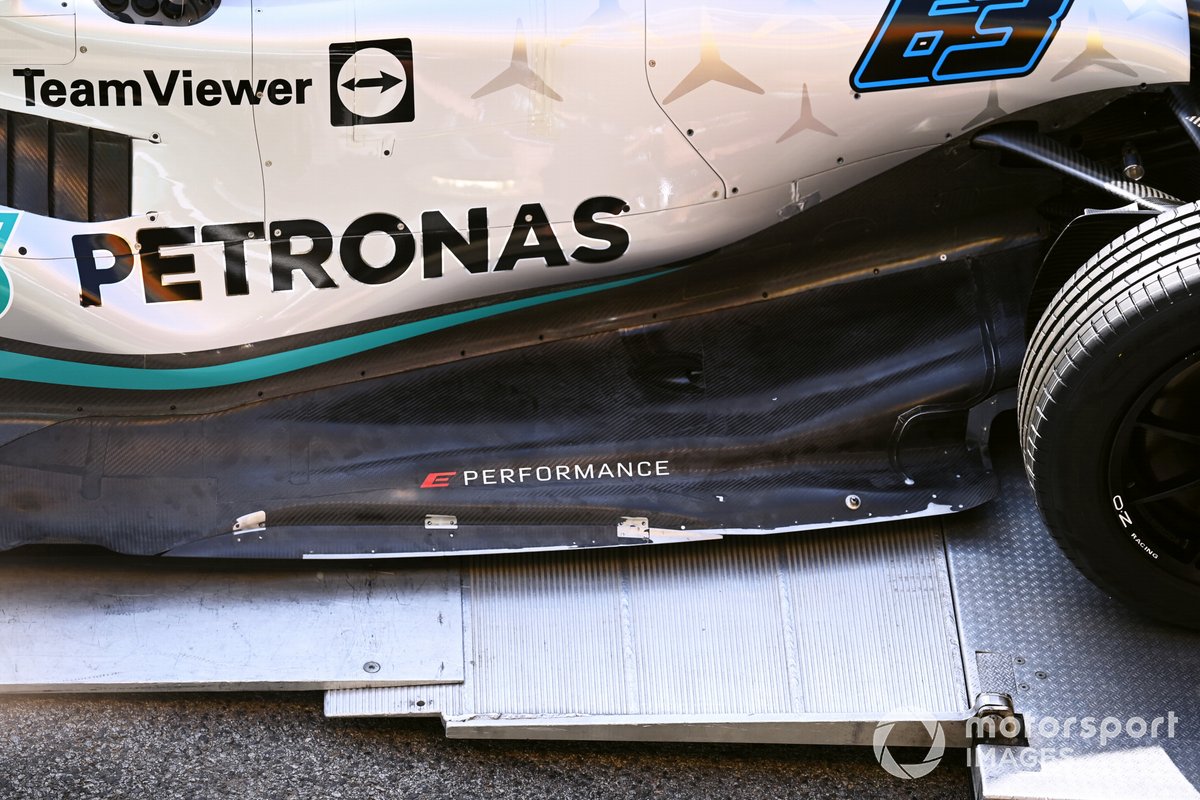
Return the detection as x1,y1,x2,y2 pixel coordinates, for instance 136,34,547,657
0,441,1197,800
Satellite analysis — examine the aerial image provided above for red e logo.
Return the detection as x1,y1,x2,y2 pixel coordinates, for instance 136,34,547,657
420,471,457,489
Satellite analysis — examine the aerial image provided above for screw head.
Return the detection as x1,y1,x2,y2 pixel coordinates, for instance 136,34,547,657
845,495,862,510
363,661,381,674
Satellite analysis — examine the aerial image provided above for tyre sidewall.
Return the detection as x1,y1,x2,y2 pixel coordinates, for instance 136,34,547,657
1032,293,1200,624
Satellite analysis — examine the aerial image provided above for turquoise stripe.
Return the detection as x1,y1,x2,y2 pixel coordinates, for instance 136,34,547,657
0,212,16,318
0,212,15,252
0,269,677,390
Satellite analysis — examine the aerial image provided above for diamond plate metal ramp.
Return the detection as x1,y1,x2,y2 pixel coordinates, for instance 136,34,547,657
326,521,972,745
947,441,1200,800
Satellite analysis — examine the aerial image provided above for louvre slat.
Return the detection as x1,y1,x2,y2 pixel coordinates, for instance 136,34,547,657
89,128,131,222
51,121,90,223
11,113,49,217
0,111,9,208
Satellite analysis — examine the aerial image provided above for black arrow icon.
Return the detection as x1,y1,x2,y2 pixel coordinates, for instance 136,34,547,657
329,39,415,127
341,71,404,92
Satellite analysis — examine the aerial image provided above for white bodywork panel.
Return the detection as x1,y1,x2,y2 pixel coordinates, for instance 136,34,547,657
646,0,1190,196
0,0,1190,357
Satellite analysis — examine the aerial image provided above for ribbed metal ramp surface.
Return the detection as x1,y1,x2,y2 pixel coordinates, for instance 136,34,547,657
325,521,971,744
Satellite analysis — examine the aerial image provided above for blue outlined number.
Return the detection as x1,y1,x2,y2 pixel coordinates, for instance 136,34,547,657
852,0,1073,92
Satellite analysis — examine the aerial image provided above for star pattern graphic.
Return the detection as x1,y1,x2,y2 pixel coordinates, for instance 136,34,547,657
560,0,642,46
663,34,765,104
472,20,564,102
1052,10,1137,81
755,0,854,37
777,84,837,142
1127,0,1182,20
962,83,1008,131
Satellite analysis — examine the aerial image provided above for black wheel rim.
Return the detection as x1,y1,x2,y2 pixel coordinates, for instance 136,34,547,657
1108,351,1200,583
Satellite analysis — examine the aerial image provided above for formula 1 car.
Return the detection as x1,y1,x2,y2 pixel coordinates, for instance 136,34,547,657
1,0,1198,627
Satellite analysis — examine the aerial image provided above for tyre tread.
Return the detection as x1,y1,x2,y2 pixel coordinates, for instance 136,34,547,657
1019,202,1200,626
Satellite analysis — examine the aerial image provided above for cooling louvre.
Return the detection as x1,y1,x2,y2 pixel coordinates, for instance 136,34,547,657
0,109,132,223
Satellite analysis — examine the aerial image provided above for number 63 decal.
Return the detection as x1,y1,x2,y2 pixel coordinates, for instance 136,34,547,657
852,0,1074,92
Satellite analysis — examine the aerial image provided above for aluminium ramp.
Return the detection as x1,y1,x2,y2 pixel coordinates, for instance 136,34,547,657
325,522,974,746
0,559,464,692
0,516,974,748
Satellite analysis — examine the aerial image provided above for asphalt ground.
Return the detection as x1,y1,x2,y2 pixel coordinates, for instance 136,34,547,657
0,691,972,799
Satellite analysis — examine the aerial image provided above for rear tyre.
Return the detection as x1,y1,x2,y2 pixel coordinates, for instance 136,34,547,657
1020,202,1200,629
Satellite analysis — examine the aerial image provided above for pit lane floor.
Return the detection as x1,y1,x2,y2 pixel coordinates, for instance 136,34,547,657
0,692,970,799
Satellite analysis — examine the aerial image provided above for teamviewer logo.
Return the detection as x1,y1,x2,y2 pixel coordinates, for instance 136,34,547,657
329,38,415,126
